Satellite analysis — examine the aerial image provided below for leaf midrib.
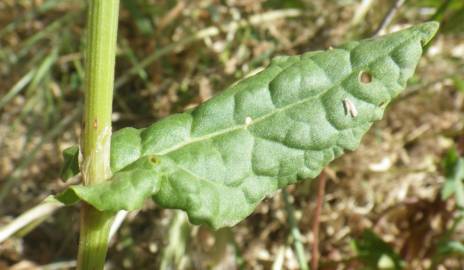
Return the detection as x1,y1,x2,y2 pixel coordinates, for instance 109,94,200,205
153,37,416,160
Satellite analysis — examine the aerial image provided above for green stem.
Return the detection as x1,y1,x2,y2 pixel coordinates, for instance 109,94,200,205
77,1,120,269
283,190,309,270
160,211,190,270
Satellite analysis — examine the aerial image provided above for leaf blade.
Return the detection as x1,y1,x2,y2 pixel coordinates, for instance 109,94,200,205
60,145,80,182
57,22,439,229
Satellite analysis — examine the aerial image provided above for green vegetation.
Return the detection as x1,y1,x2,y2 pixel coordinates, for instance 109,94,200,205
58,23,439,231
76,0,119,269
0,1,463,269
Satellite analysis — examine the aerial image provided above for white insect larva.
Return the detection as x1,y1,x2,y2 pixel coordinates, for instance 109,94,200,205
245,116,252,126
343,98,358,118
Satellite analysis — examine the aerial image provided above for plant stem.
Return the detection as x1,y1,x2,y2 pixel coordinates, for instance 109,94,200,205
283,189,309,270
311,172,327,270
77,1,120,269
160,211,190,270
0,201,61,243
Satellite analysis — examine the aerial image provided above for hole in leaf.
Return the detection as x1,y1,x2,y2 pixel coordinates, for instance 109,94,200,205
359,71,372,84
149,156,159,164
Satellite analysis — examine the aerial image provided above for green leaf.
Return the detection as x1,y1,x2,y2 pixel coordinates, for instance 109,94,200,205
57,22,439,229
444,147,460,176
353,230,405,270
437,240,464,256
56,156,162,211
60,145,80,181
441,148,460,199
453,76,464,93
441,147,464,206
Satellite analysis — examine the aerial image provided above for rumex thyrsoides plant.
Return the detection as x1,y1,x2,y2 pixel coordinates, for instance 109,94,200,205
54,1,439,268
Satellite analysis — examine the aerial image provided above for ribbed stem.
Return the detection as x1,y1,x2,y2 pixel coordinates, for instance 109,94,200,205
77,1,120,269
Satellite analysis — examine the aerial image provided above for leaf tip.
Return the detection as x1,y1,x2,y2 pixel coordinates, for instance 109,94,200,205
415,21,439,46
54,187,81,206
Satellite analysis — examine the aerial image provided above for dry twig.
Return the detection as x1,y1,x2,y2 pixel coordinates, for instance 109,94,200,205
311,171,327,270
372,0,406,36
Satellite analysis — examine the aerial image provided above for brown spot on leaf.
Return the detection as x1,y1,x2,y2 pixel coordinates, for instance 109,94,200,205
149,156,159,164
359,71,372,84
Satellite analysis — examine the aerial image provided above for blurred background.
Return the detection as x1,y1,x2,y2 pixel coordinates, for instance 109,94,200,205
0,0,463,269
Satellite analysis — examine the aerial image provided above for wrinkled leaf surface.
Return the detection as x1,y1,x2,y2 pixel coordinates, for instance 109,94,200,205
57,22,439,229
